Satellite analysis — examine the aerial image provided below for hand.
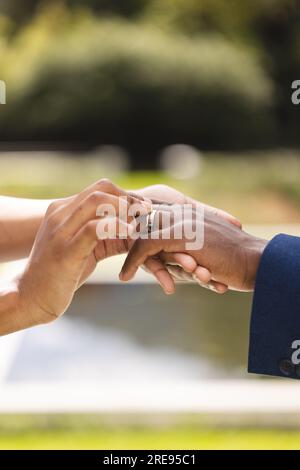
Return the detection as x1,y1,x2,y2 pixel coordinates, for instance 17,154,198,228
132,185,242,293
159,252,227,294
119,206,267,293
10,179,149,334
144,252,227,294
133,184,241,227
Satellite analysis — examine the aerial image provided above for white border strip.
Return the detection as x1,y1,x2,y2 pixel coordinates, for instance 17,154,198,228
0,380,299,414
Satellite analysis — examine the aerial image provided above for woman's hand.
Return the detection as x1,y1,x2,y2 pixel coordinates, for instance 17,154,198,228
1,179,148,335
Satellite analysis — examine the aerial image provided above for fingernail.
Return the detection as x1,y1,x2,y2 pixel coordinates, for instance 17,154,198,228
165,289,175,295
216,285,227,293
162,286,174,295
163,283,176,295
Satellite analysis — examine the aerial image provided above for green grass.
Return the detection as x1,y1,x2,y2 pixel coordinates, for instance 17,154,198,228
0,415,299,450
1,426,300,450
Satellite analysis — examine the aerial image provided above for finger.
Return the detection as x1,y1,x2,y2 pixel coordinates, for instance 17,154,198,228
144,257,175,295
151,203,174,212
78,179,142,203
51,180,152,220
140,207,175,234
209,281,228,294
68,219,100,259
61,187,151,238
120,239,164,281
69,218,132,259
120,222,185,280
83,180,152,212
192,276,227,293
205,204,242,229
165,265,195,282
96,216,134,240
193,266,212,284
128,191,152,207
192,271,228,294
193,266,227,293
160,252,198,273
164,263,211,284
62,191,135,237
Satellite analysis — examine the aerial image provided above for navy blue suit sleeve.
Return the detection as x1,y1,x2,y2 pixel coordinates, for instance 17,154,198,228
248,234,300,379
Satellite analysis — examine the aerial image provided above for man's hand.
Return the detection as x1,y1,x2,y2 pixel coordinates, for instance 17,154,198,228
132,184,242,293
134,184,242,228
120,206,267,293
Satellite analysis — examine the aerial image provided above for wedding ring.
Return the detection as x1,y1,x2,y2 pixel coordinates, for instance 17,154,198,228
147,209,158,233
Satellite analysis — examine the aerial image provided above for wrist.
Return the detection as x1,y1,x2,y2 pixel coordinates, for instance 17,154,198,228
16,273,49,329
0,279,26,336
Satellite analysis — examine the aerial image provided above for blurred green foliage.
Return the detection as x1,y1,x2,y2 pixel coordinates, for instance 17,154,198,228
0,4,275,157
0,0,149,23
0,1,299,165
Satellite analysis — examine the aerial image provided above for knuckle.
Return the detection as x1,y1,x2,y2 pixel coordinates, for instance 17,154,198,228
46,200,61,215
46,212,60,229
128,191,140,200
85,221,96,238
127,194,136,206
96,178,113,191
75,202,84,213
88,191,103,205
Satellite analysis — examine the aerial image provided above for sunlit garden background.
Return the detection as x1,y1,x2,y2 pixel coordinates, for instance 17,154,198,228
0,0,300,450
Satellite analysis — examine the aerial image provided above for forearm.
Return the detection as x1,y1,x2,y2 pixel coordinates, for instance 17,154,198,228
0,275,46,336
0,279,25,336
0,196,52,261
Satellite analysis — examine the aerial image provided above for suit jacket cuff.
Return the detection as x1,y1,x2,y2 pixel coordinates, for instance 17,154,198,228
248,234,300,379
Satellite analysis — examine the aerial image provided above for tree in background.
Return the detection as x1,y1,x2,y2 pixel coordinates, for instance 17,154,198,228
0,0,148,24
0,0,299,167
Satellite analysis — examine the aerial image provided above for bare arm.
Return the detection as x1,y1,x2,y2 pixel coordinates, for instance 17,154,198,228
0,179,159,335
0,196,52,261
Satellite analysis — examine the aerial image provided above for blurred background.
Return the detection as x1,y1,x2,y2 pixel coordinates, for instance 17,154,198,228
1,0,300,450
